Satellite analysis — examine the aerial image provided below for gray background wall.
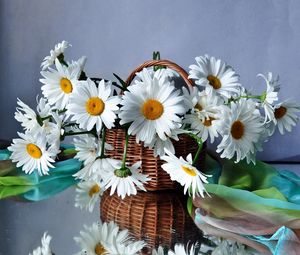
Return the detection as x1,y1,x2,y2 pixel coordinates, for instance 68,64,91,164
1,0,300,254
1,0,300,161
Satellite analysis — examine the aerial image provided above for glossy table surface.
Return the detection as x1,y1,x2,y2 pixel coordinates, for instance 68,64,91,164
0,163,299,254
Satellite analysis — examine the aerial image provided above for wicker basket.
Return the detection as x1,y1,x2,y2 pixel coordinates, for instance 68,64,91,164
106,59,206,191
100,189,203,254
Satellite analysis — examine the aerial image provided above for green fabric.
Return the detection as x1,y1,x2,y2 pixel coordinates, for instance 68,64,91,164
193,156,300,254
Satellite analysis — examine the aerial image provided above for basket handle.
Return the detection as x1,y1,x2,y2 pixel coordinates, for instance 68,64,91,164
125,59,195,87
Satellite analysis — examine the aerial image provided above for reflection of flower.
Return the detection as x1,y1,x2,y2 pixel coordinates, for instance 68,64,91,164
189,55,241,99
75,180,104,212
74,221,145,255
168,244,196,255
8,131,58,175
119,68,186,144
29,232,52,255
104,161,150,199
161,149,209,198
68,79,120,133
199,237,255,255
41,40,71,70
152,246,165,255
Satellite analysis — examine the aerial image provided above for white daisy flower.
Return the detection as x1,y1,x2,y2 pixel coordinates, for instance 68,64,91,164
257,73,279,123
168,244,196,255
119,68,186,144
75,180,104,212
73,135,113,166
216,99,265,163
8,131,58,175
271,100,300,135
182,86,201,112
145,126,184,157
105,161,150,199
29,232,52,255
45,111,66,152
15,97,62,140
161,149,209,198
36,96,53,119
15,98,40,133
184,91,224,143
152,246,165,255
74,157,119,181
189,55,241,99
68,78,120,133
134,67,179,83
40,58,81,110
258,72,280,92
68,56,87,73
185,114,222,144
245,128,270,165
41,40,71,70
74,221,130,255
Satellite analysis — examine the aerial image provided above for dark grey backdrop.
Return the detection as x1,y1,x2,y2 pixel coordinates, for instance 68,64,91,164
1,1,300,254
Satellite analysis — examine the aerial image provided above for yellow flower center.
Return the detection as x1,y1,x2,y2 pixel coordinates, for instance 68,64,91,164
195,103,203,111
203,117,215,127
231,120,245,140
88,184,100,197
274,106,287,119
207,75,221,89
60,78,73,94
26,143,42,159
141,99,164,120
181,165,197,176
86,97,105,116
95,243,106,255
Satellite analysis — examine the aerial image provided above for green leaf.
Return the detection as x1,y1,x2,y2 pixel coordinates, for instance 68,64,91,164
113,73,127,88
187,196,193,216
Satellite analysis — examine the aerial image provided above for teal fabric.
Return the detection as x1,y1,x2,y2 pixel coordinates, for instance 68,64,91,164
0,149,10,160
0,149,81,201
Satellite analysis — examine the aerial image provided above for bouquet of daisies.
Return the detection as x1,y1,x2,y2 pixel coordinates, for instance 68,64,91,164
6,41,300,210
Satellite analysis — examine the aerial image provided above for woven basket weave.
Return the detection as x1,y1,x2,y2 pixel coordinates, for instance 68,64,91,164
100,189,202,254
105,59,206,191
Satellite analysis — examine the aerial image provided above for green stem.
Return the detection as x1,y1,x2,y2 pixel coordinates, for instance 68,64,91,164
192,140,203,166
121,132,129,169
57,109,67,114
100,127,106,158
234,95,262,101
63,123,79,128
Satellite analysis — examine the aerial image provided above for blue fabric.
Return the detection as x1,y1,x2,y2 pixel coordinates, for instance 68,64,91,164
271,170,300,205
247,226,300,255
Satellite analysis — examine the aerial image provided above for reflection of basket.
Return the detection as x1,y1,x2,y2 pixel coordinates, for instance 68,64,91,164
100,189,202,254
106,60,206,191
